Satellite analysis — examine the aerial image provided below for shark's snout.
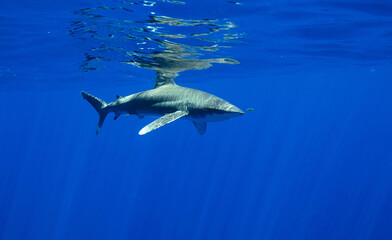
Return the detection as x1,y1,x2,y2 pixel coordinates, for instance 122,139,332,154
224,104,245,118
228,104,245,114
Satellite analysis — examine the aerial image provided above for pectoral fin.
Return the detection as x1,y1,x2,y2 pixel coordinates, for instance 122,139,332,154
139,111,188,135
193,121,206,135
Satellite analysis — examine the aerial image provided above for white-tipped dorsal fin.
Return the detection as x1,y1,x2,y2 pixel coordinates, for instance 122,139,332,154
154,71,178,89
193,121,207,135
139,110,188,135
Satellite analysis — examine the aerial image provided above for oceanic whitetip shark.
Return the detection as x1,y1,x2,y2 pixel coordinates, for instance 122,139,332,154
81,77,244,135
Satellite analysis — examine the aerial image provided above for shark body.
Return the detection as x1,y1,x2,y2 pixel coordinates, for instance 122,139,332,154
81,78,244,135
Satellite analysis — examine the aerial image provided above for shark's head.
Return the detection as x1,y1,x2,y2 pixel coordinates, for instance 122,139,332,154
190,97,244,122
218,101,245,119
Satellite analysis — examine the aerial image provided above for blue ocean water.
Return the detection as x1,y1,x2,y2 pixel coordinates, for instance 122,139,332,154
1,0,392,239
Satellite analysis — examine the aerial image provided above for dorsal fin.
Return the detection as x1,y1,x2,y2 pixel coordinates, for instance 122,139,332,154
116,95,121,99
154,71,178,89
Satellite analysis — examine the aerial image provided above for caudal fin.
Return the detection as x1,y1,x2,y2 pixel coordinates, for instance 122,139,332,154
81,91,108,135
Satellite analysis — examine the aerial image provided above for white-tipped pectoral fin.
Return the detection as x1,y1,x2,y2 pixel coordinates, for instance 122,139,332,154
138,110,188,135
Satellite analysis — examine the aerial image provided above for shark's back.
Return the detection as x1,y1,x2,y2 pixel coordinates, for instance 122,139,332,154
142,84,228,111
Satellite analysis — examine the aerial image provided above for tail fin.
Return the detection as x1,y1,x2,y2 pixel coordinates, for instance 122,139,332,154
81,91,108,135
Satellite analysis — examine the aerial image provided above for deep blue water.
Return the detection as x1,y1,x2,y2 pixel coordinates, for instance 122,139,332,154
1,0,392,239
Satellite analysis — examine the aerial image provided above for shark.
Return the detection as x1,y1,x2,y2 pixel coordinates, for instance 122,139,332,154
81,77,244,135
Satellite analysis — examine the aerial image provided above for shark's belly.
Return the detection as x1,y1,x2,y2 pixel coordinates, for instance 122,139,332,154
183,114,230,122
132,105,229,122
134,102,181,116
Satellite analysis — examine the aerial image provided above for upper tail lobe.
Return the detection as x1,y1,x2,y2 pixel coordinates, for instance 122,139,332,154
81,91,108,134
